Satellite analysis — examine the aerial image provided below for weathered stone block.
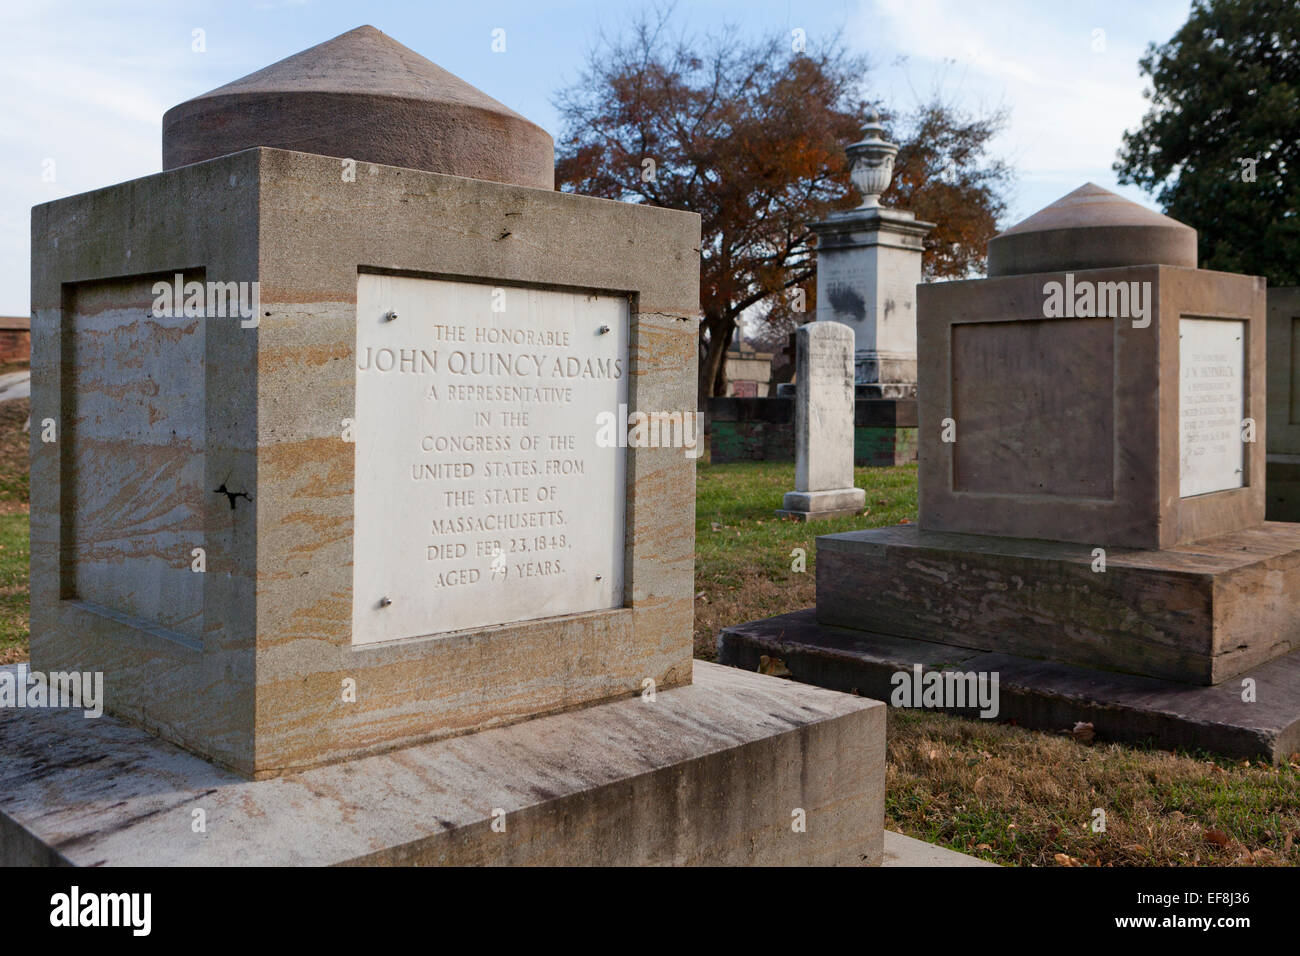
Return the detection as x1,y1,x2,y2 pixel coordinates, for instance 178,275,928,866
30,147,701,778
815,522,1300,685
777,323,864,520
918,264,1267,549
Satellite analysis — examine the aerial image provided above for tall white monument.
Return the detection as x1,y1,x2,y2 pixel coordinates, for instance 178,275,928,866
810,112,934,397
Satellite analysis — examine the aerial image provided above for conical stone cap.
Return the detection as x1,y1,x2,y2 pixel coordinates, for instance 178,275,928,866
987,183,1196,276
162,25,554,189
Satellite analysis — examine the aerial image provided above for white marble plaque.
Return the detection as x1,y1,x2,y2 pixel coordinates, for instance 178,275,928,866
351,274,628,645
1179,317,1245,498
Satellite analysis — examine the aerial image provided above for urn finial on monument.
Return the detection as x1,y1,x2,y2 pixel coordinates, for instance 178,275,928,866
162,24,555,189
809,110,934,397
846,109,899,209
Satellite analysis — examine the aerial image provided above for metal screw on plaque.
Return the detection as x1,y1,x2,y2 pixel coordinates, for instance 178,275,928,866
385,310,398,322
379,596,393,608
595,574,603,581
598,325,610,334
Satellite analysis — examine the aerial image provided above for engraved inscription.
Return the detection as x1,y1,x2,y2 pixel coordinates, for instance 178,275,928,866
1179,317,1245,498
351,275,629,645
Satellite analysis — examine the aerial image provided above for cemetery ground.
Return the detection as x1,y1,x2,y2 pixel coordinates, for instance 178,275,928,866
696,458,1300,867
0,400,1295,866
0,393,27,666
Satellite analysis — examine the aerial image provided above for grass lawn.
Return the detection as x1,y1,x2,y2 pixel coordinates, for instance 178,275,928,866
695,457,1300,867
0,395,28,665
693,459,917,659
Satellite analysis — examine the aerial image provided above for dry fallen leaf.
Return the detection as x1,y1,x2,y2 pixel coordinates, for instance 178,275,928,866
1203,828,1231,848
1054,852,1083,867
757,655,793,678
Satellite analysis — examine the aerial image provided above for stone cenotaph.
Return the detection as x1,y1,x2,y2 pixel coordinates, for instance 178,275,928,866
723,184,1300,761
2,26,884,865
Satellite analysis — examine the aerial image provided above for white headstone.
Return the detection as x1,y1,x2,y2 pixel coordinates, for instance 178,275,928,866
778,321,865,519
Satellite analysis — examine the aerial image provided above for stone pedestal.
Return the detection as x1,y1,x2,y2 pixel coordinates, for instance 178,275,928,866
810,206,933,398
31,145,704,779
815,523,1300,685
777,322,864,520
1267,286,1300,521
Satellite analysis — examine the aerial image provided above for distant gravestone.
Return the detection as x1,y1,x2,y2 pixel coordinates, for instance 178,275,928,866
777,322,864,520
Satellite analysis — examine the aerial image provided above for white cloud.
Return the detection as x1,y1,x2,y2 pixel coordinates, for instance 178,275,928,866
856,0,1192,224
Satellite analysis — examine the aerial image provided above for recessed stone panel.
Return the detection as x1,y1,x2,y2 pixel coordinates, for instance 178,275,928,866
65,275,206,643
951,317,1114,499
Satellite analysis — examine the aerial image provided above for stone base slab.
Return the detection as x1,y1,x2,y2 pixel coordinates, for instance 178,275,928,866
778,488,866,521
718,609,1300,763
0,661,884,867
816,523,1300,685
853,353,917,398
854,382,917,400
1266,454,1300,523
883,831,998,867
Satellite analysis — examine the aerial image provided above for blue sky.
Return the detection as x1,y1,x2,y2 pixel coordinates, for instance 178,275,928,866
0,0,1193,315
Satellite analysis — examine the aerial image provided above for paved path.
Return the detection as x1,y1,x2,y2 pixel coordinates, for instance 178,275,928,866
0,370,30,402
